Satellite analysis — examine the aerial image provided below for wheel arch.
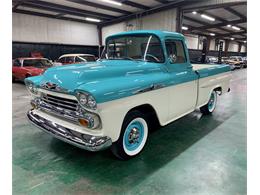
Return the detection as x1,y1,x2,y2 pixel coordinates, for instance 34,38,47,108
25,73,32,78
204,86,222,107
124,104,161,129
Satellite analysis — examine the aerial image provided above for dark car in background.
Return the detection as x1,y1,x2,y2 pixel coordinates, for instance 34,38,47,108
190,56,218,64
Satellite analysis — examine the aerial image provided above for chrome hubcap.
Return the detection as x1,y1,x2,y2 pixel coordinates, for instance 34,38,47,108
128,127,140,144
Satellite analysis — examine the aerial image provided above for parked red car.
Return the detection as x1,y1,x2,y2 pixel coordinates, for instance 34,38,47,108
12,58,53,82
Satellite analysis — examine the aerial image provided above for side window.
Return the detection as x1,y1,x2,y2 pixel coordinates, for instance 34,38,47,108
165,39,186,63
13,59,21,67
75,56,84,62
58,57,66,63
66,57,74,63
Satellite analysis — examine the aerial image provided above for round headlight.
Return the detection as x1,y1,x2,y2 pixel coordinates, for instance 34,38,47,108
79,93,88,105
28,83,33,92
26,82,38,95
87,95,97,109
77,92,97,110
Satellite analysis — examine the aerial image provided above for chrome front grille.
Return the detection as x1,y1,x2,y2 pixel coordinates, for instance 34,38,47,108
41,94,78,112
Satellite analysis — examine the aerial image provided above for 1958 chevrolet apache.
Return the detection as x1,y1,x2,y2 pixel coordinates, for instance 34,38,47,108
25,30,231,160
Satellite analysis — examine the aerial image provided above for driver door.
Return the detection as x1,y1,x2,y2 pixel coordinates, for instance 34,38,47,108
165,38,198,121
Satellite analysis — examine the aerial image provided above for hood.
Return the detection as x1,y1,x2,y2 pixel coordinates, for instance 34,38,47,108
39,60,163,93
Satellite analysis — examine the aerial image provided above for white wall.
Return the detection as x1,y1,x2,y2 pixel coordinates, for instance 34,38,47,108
101,8,177,45
102,22,125,45
241,45,246,52
228,41,239,52
185,34,199,49
12,13,99,45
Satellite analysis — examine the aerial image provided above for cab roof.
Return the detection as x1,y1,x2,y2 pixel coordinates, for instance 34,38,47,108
59,54,95,58
106,30,184,41
17,57,47,60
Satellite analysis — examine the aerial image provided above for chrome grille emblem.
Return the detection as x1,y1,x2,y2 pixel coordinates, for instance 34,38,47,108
41,82,68,93
44,82,57,90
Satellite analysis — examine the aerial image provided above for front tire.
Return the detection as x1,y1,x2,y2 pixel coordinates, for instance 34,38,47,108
200,90,217,115
111,110,149,160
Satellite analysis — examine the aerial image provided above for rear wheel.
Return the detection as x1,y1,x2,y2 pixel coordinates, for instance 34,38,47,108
200,90,217,115
111,110,149,160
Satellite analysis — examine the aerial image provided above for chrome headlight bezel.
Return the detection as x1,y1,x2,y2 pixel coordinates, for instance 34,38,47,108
76,91,97,110
25,80,39,96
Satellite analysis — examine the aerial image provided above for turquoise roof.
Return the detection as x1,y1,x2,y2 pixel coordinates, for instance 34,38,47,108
106,30,184,41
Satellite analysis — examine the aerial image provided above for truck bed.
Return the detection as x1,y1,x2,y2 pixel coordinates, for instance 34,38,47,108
192,63,230,78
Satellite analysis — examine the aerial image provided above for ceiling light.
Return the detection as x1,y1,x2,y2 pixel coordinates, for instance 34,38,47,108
86,18,101,22
201,14,215,21
192,11,197,14
230,37,235,40
101,0,122,6
182,26,188,30
227,24,231,27
210,33,215,36
243,41,247,43
231,26,241,31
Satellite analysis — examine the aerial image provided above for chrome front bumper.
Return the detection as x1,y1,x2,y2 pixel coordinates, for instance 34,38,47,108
27,110,112,151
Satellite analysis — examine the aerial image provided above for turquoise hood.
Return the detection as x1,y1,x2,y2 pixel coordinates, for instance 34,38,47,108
27,60,169,103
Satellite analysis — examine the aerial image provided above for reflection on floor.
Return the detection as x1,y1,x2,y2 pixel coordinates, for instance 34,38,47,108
12,69,246,195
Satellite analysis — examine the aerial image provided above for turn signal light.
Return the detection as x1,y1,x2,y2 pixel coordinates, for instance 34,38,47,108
78,118,89,127
30,101,37,109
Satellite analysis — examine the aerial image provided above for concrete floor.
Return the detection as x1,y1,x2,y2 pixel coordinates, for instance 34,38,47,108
13,69,247,195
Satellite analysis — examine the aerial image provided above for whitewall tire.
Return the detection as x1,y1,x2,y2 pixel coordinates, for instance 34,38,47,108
200,90,217,115
111,110,149,160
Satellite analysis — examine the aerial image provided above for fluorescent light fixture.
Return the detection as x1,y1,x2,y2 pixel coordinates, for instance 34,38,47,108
230,37,235,40
231,26,241,31
227,24,231,27
182,26,188,30
210,33,215,36
192,11,197,14
86,17,101,22
201,14,215,21
101,0,122,6
243,40,247,43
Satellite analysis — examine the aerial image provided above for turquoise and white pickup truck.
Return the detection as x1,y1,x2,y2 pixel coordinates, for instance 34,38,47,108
25,30,231,160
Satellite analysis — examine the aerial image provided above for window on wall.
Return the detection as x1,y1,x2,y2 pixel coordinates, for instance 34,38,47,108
165,39,186,63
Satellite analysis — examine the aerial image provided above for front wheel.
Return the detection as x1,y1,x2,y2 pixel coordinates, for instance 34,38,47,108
200,90,217,115
111,110,149,160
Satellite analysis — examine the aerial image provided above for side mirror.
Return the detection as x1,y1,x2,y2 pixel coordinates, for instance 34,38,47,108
169,54,177,64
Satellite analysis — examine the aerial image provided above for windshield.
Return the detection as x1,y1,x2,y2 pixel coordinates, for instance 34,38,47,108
23,59,53,68
101,34,164,63
80,55,96,62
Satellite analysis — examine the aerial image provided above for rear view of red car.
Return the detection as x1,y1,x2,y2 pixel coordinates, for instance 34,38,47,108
12,58,53,82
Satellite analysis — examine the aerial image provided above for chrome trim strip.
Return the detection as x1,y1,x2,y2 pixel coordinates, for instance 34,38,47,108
42,97,77,111
42,95,78,106
27,110,111,151
38,88,77,100
133,83,166,95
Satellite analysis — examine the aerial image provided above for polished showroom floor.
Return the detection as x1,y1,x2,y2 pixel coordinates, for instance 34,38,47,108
12,69,246,195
